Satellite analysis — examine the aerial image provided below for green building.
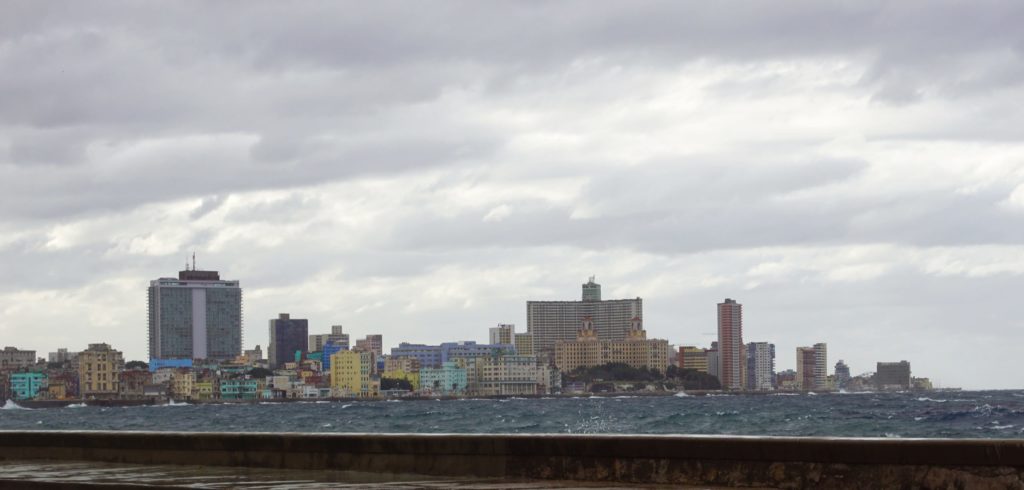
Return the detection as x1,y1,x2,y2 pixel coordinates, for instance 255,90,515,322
11,372,47,400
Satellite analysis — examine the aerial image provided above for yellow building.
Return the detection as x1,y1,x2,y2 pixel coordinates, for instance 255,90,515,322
514,334,534,356
170,370,195,400
194,380,217,400
46,383,67,400
678,346,709,373
331,350,379,397
78,343,124,399
555,317,669,374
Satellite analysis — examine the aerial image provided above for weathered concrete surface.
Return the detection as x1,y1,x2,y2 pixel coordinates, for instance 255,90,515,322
0,460,616,489
0,431,1022,489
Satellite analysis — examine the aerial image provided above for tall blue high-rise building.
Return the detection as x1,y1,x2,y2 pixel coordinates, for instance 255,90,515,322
148,264,242,361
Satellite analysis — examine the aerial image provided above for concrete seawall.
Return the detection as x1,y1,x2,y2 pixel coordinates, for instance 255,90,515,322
1,431,1022,488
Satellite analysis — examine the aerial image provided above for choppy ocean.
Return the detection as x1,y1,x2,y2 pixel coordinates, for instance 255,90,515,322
3,391,1023,438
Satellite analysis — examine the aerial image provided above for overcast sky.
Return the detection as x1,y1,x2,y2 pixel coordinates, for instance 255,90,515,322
2,1,1023,389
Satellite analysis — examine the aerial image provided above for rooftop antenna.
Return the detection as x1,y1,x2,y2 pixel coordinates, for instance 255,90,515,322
185,257,189,271
192,251,197,271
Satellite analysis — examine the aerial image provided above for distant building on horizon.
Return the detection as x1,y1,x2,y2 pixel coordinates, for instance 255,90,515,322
47,348,78,365
876,360,911,390
835,360,851,390
309,325,350,353
796,343,828,391
677,346,709,373
1,346,36,370
717,299,744,390
707,341,720,380
527,277,643,355
243,345,263,362
746,342,775,391
514,333,534,356
581,276,601,301
268,313,308,369
489,324,515,345
354,334,383,358
775,369,798,391
147,265,242,361
391,341,516,369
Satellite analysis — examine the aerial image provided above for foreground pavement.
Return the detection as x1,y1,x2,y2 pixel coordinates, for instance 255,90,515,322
0,460,730,489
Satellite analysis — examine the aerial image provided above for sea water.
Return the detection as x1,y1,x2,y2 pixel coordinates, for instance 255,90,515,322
2,391,1022,438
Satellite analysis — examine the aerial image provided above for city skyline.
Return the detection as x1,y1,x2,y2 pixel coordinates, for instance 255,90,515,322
3,2,1024,391
4,263,952,389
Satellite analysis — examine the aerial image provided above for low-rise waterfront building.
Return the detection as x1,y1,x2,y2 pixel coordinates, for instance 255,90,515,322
382,369,420,390
169,369,195,400
10,372,47,400
468,355,543,396
152,368,174,386
219,378,261,400
119,370,152,399
419,361,467,395
537,364,561,394
876,361,911,391
678,346,709,373
44,381,67,400
47,372,78,399
143,383,168,398
330,350,379,398
1,347,36,371
78,343,124,399
775,369,798,391
193,379,217,400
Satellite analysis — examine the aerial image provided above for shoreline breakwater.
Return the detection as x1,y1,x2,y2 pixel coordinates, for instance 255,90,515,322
0,430,1022,488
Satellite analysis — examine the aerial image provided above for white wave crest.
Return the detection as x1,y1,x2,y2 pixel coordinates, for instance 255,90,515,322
2,400,29,410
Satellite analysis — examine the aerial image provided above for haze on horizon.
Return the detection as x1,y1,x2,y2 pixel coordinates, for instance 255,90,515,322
2,1,1024,390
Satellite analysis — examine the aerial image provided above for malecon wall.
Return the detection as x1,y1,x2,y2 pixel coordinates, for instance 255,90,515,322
1,431,1022,488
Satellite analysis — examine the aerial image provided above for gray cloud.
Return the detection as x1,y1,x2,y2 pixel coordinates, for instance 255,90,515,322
1,1,1024,388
